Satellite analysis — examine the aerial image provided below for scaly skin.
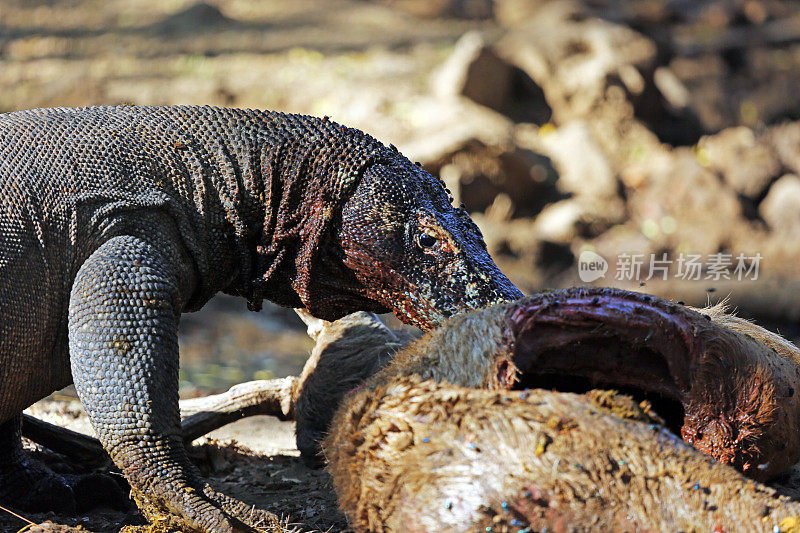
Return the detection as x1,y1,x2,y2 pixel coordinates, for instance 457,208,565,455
0,106,521,532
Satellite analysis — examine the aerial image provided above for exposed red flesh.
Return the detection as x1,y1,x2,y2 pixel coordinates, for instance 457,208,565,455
504,287,800,481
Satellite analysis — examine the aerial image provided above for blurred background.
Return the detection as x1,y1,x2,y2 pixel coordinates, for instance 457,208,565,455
4,0,800,392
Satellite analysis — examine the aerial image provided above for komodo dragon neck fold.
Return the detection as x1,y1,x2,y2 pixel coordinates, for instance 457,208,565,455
234,110,395,313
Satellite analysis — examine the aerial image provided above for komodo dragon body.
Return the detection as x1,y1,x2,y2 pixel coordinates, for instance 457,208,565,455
0,105,521,531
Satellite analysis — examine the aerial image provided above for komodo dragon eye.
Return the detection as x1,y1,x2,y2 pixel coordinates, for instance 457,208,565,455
416,232,438,250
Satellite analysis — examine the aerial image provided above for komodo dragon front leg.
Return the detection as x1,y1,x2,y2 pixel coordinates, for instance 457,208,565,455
68,235,280,532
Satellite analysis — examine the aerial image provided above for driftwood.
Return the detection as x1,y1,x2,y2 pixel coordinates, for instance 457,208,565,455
22,376,298,461
179,376,297,441
321,288,800,531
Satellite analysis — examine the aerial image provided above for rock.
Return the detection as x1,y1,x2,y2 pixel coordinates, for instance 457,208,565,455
698,126,780,198
380,0,494,19
759,174,800,237
667,54,730,133
668,44,800,135
591,0,675,26
494,146,563,215
399,98,515,164
153,2,232,34
493,0,569,27
533,195,626,245
589,224,658,271
469,213,539,258
653,66,690,111
483,192,514,222
425,138,564,218
431,31,514,112
537,121,618,199
730,224,800,281
740,46,800,126
631,65,707,146
497,3,657,122
768,122,800,176
433,31,552,123
533,199,584,243
627,147,744,255
516,121,626,240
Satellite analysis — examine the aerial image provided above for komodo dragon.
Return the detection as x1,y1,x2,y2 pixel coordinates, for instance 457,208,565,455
0,105,522,532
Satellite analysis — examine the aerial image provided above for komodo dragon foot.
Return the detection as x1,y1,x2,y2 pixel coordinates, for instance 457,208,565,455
0,415,127,513
130,484,282,533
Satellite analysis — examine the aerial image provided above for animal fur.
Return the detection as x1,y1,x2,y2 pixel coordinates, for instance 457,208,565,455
300,288,800,531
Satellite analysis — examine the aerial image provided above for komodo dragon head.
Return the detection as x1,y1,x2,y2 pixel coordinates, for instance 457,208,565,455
246,115,522,331
329,158,523,330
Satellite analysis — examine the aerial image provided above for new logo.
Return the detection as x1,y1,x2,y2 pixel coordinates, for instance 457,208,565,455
578,250,608,282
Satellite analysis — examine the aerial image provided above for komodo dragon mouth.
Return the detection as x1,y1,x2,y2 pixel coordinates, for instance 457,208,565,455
498,287,800,481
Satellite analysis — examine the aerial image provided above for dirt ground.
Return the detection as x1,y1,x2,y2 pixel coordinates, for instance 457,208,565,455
5,0,800,530
3,401,347,532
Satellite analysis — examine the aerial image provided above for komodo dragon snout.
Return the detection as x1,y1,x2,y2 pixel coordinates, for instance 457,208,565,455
333,158,523,330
